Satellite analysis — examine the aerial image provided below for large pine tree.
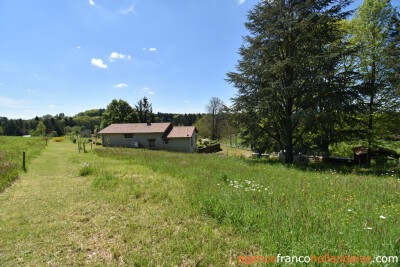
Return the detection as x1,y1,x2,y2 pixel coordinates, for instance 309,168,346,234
227,0,352,163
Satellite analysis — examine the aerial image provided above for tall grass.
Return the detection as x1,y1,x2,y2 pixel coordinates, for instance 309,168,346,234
94,147,400,258
0,136,46,191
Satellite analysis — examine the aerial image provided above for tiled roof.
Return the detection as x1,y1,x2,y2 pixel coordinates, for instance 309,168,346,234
98,123,172,134
166,126,197,138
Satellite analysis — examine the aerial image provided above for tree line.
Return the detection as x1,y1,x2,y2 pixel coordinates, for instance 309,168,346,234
225,0,399,163
0,97,203,137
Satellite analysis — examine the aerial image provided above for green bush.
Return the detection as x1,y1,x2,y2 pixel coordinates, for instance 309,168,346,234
197,138,222,153
53,137,64,142
79,162,94,176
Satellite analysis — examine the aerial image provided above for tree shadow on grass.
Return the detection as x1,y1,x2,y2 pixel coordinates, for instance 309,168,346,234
245,157,399,178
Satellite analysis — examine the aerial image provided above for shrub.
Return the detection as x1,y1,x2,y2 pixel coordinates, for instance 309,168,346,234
53,137,64,142
79,162,94,176
197,138,222,153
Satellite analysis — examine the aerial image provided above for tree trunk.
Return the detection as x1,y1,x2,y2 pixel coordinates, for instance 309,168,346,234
321,141,330,159
284,141,293,164
284,98,294,164
367,60,376,166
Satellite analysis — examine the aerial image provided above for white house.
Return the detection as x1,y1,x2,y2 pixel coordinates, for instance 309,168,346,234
98,122,198,153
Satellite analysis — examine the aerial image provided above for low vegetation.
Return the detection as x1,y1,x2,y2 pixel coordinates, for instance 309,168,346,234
0,136,46,192
95,147,400,260
0,138,399,265
197,138,222,153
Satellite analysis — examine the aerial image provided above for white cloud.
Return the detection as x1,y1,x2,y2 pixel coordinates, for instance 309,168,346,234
114,83,128,88
49,104,56,108
76,46,81,49
184,100,191,103
142,48,157,52
120,4,135,15
142,87,155,95
238,0,246,4
91,58,108,69
108,52,131,62
0,96,25,108
89,0,95,6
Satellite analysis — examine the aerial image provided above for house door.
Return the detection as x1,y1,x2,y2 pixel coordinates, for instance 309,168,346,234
148,139,156,149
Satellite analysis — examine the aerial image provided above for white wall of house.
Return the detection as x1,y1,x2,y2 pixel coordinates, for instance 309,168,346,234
102,133,164,149
101,131,197,153
165,138,191,153
165,131,197,153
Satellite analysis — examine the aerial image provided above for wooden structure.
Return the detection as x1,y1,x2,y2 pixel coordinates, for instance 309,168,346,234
353,146,400,166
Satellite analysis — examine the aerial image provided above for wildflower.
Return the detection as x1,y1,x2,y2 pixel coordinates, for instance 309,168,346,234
379,215,386,220
347,209,352,212
365,227,373,230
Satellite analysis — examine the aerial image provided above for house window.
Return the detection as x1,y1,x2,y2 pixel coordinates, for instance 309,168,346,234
148,139,156,149
164,139,169,145
124,134,133,138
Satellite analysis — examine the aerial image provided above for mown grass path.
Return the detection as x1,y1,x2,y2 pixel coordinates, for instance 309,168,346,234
0,141,90,265
0,141,248,266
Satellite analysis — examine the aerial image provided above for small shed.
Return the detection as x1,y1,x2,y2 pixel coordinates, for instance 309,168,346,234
353,146,369,165
353,146,400,166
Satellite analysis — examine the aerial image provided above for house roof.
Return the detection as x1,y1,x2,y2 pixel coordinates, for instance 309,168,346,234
98,123,172,134
166,126,197,139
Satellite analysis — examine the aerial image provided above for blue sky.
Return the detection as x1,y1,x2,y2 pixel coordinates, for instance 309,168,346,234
0,0,370,118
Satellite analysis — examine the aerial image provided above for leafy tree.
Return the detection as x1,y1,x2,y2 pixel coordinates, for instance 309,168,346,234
100,99,138,128
135,97,154,123
227,0,352,162
36,121,46,136
194,115,213,138
350,0,400,150
303,21,364,157
206,97,226,140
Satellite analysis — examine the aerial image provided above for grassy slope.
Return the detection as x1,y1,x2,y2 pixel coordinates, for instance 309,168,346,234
217,145,253,158
95,148,400,258
0,136,46,192
0,141,250,266
1,140,399,266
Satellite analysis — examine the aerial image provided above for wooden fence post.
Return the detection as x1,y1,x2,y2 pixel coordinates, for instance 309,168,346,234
22,151,26,172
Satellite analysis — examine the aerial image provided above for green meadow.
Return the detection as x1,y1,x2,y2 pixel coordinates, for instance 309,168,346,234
0,136,46,192
0,137,399,266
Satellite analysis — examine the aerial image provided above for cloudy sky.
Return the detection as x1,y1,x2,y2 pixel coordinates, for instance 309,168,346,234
0,0,368,119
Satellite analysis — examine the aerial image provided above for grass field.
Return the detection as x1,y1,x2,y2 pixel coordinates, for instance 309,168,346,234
0,136,46,192
217,145,253,158
0,138,399,266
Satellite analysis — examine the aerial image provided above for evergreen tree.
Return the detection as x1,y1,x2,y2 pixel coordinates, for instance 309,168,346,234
135,97,154,123
227,0,352,163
